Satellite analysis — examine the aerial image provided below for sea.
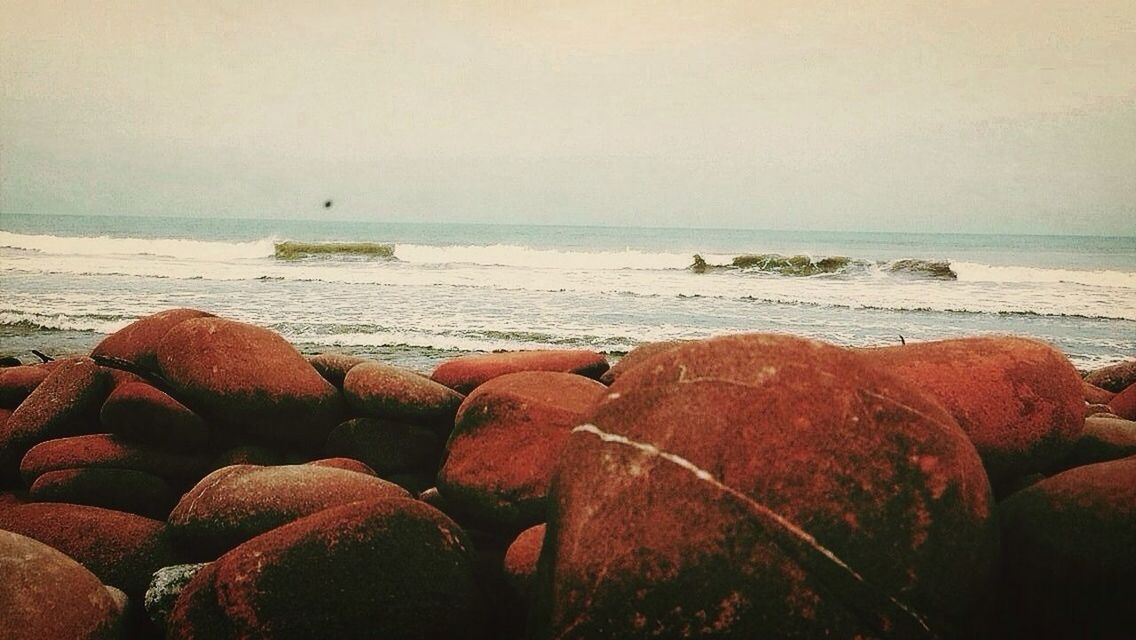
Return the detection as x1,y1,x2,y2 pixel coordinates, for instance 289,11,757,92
1,213,1134,373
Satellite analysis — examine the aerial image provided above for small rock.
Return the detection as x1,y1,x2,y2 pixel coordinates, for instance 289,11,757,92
504,523,545,601
0,365,49,408
144,562,209,634
600,340,687,385
1083,359,1136,393
1052,416,1136,471
308,352,368,387
431,349,609,394
1082,380,1116,404
20,434,212,489
1109,383,1136,420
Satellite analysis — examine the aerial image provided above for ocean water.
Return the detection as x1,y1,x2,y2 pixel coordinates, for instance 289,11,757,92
1,213,1133,372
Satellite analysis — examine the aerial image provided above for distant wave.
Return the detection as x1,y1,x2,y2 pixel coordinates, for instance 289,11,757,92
274,241,395,260
953,262,1136,289
0,231,274,260
691,254,956,279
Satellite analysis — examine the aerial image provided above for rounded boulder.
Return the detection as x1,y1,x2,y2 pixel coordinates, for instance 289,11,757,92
168,497,482,640
343,361,464,431
100,381,209,451
859,336,1084,486
431,350,609,394
168,463,410,558
533,334,996,639
91,308,215,373
1083,359,1136,393
325,417,441,476
156,316,344,448
437,371,606,533
29,467,178,519
0,529,122,640
20,433,212,489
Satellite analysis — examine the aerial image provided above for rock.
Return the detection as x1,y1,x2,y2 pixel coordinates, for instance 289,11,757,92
504,523,545,602
167,498,482,640
0,489,27,513
431,349,609,394
533,334,996,639
144,563,209,634
1083,359,1136,393
1085,403,1115,417
600,340,687,385
0,529,122,640
0,502,182,598
0,364,49,408
437,371,606,534
20,434,212,489
210,444,284,468
29,467,178,519
343,361,464,432
1109,383,1136,420
1082,380,1116,404
308,352,368,387
0,357,109,484
99,382,209,452
156,317,344,448
996,457,1136,638
1052,416,1136,471
0,356,22,367
859,337,1084,487
168,463,410,558
325,417,441,476
305,456,378,476
91,308,214,373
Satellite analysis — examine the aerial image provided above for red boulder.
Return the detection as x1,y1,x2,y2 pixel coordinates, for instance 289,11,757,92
100,381,209,451
1083,359,1136,393
20,434,212,489
431,350,609,394
91,308,214,372
29,467,177,519
1109,383,1136,420
343,361,464,431
325,417,441,476
0,364,49,408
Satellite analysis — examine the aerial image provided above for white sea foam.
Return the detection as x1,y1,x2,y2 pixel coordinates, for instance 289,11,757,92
954,262,1136,289
0,231,275,260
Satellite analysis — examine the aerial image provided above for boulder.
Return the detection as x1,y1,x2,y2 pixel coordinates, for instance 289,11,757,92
437,371,606,533
325,417,441,476
308,352,368,387
859,337,1083,486
0,502,182,598
504,523,545,601
343,361,463,432
91,308,214,373
1082,380,1115,404
600,340,687,385
0,529,122,640
168,463,410,558
1052,416,1136,471
29,467,178,519
20,434,212,489
0,364,49,408
0,357,109,484
997,457,1136,638
532,334,996,639
167,498,482,640
431,350,609,394
210,444,285,468
1083,359,1136,393
100,382,209,451
156,317,343,448
305,456,378,476
1109,383,1136,420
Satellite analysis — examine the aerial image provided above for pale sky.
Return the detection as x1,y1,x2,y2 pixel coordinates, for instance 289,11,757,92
2,1,1134,234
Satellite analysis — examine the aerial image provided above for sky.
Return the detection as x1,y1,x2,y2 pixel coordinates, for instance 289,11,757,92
1,1,1134,235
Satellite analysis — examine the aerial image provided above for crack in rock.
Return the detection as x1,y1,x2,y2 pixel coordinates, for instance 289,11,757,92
570,423,935,639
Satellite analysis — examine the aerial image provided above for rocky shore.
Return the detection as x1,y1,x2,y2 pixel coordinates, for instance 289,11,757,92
1,308,1134,639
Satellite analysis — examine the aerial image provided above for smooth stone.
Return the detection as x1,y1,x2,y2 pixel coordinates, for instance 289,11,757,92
325,417,441,476
0,529,122,640
167,498,482,639
1051,416,1136,471
20,434,212,489
305,456,378,476
168,463,410,558
156,317,344,448
29,467,178,519
859,337,1084,486
1083,359,1136,393
997,457,1136,638
1082,380,1116,404
1109,383,1136,420
534,334,996,638
100,381,209,451
308,352,368,387
431,349,609,394
91,308,215,373
0,502,182,598
503,523,545,602
0,364,49,409
0,357,109,484
600,340,688,385
343,361,464,431
437,371,606,534
144,562,210,634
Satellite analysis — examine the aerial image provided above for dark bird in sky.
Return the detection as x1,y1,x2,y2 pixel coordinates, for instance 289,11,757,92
324,200,333,208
